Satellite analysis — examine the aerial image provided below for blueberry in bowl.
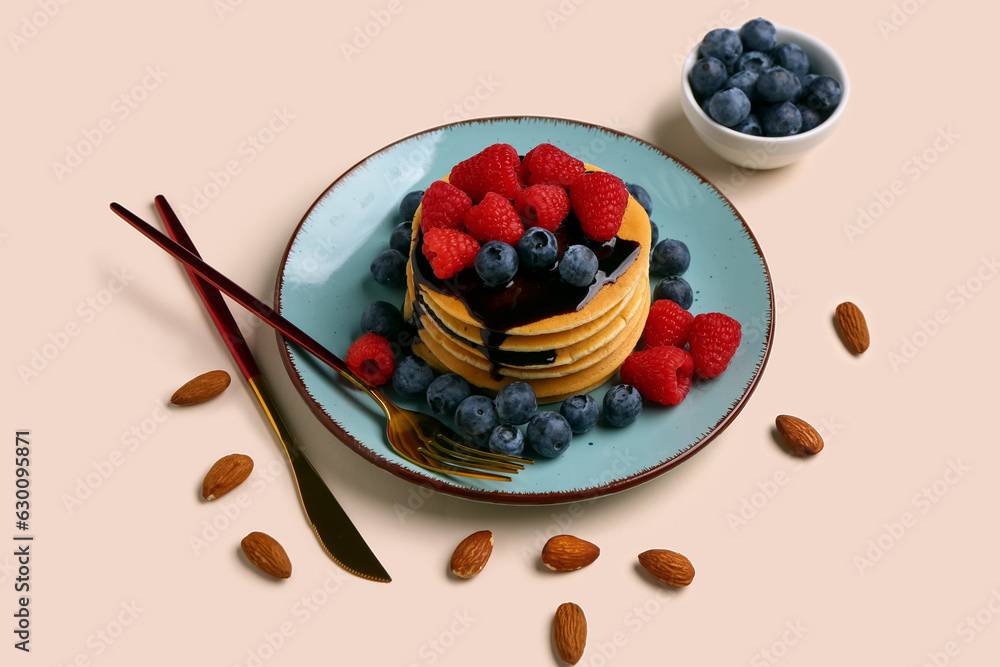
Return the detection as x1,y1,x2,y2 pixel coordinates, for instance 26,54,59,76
681,20,850,169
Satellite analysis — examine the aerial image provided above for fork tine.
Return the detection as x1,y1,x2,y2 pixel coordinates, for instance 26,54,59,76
436,433,534,466
417,446,518,479
421,439,525,474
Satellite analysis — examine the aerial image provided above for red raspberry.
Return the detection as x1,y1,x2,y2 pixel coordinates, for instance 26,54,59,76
522,144,585,187
346,333,395,386
644,300,694,349
569,172,629,242
514,184,570,232
688,312,742,378
620,346,694,406
419,180,472,231
463,192,524,245
421,228,480,279
449,143,524,201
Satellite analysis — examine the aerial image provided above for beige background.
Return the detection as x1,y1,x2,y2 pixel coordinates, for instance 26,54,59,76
5,0,1000,665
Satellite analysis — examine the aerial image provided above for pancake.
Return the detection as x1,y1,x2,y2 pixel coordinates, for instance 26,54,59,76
405,163,652,403
411,282,649,402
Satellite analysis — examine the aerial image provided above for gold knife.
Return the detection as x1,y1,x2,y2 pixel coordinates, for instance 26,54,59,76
154,195,391,583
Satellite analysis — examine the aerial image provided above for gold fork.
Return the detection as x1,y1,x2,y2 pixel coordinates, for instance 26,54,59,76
110,202,533,481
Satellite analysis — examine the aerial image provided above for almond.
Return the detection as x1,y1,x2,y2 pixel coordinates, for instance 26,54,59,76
553,602,587,665
240,531,292,579
202,453,254,500
835,301,870,354
775,414,824,456
542,534,600,572
450,530,493,579
170,370,232,406
637,549,695,587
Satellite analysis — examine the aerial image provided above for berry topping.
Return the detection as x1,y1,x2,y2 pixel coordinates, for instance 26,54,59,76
558,244,599,287
688,312,742,378
559,394,599,434
650,238,691,276
526,411,572,458
360,301,404,340
624,183,652,215
399,190,424,221
346,333,395,386
521,143,585,188
425,374,471,417
515,227,559,270
422,228,480,279
514,184,570,232
448,143,524,201
474,241,519,287
389,221,413,254
391,355,435,396
370,248,406,287
643,299,694,349
602,384,642,427
569,171,629,242
620,346,694,406
494,381,538,425
653,276,694,310
463,192,525,245
419,180,472,231
489,425,525,457
454,395,501,445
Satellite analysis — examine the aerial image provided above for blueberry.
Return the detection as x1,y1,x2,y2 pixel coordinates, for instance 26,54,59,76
391,356,434,396
734,114,763,136
625,183,652,214
740,18,777,52
558,245,599,287
756,67,801,104
516,227,558,270
650,239,691,276
475,241,519,287
700,28,742,67
761,101,803,137
426,374,471,417
771,43,810,78
526,412,572,458
725,70,760,104
603,384,642,428
560,394,599,434
807,75,842,112
688,57,729,98
360,301,404,339
454,395,500,445
370,248,406,287
653,276,694,309
389,221,412,254
488,425,525,457
735,51,773,75
708,88,751,127
494,382,537,425
649,219,660,249
794,73,818,103
399,190,424,221
796,104,823,132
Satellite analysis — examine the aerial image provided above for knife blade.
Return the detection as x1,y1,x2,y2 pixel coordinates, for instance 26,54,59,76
153,195,390,583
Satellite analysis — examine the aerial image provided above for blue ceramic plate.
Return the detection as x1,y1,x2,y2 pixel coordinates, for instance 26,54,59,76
276,117,773,505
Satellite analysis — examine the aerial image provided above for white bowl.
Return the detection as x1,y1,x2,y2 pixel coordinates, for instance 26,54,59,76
680,25,850,169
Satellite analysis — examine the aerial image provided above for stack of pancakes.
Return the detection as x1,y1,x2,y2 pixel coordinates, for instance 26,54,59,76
403,167,651,404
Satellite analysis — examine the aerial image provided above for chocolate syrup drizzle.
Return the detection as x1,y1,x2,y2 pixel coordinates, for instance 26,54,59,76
410,210,640,374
